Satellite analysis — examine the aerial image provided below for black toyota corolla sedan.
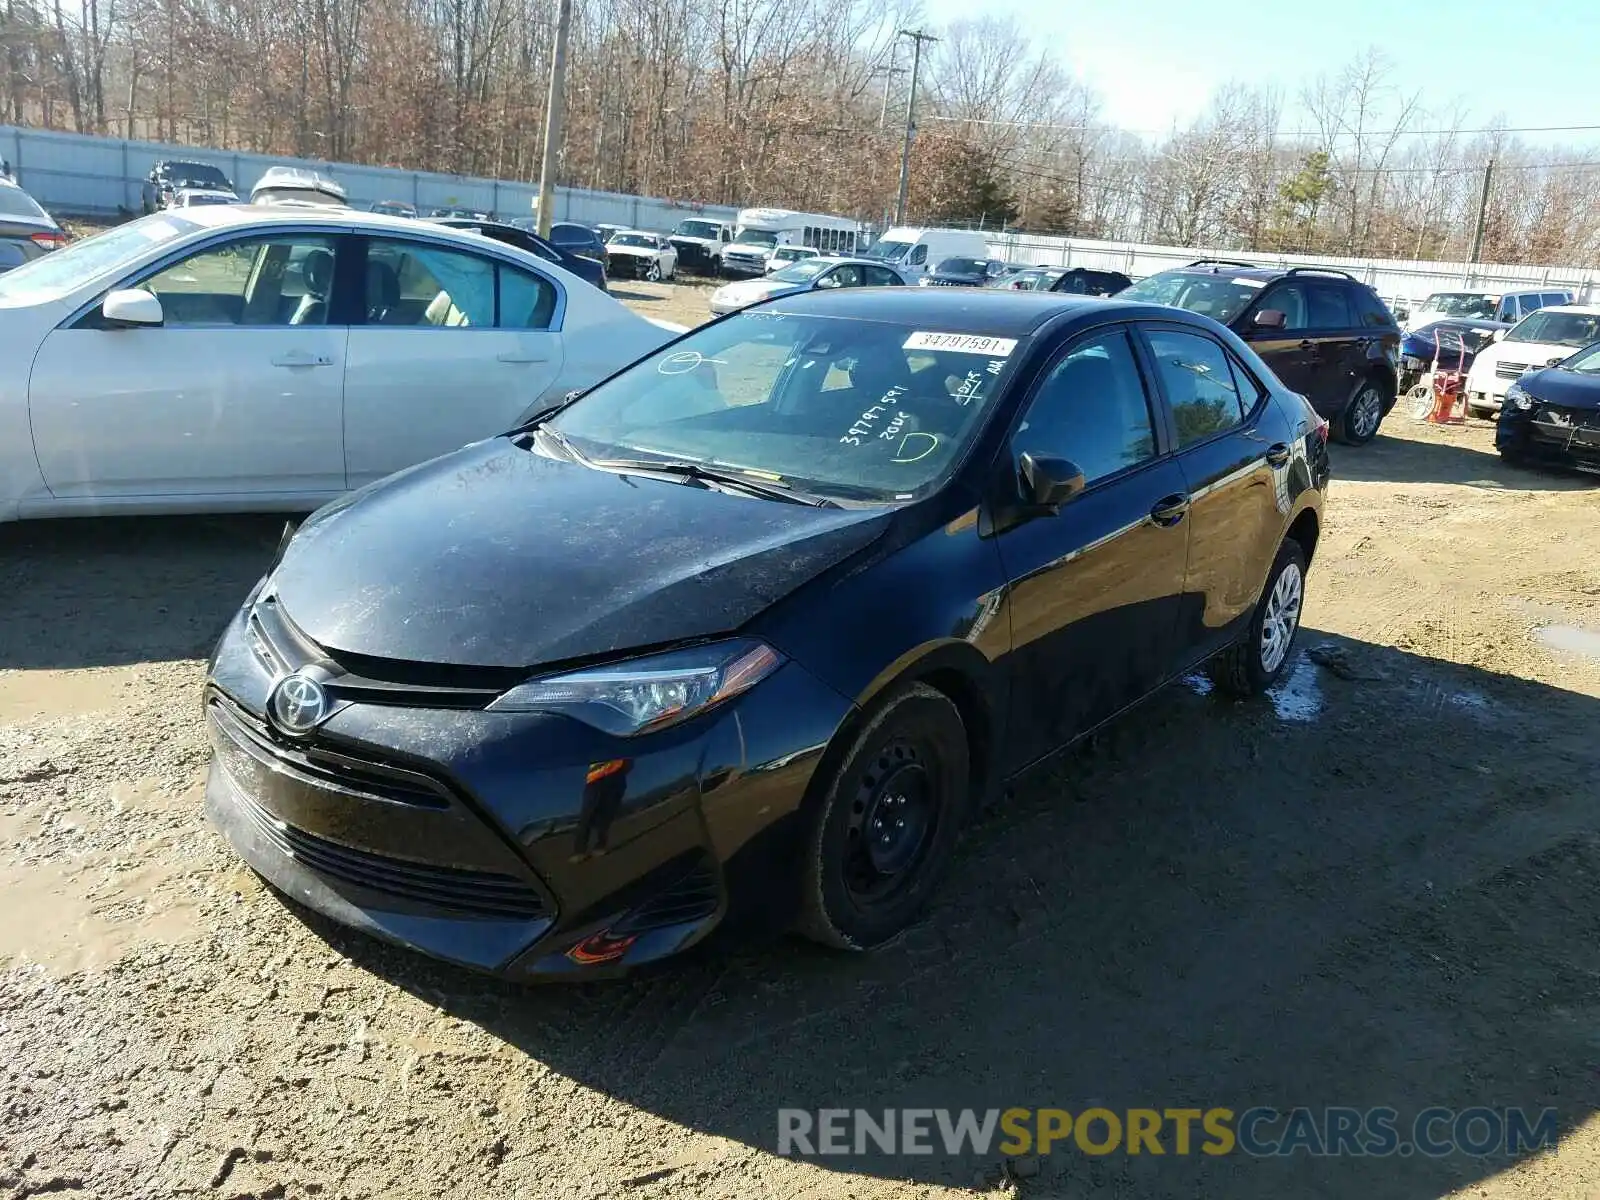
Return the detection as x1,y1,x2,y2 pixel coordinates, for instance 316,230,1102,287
1495,339,1600,474
205,289,1330,979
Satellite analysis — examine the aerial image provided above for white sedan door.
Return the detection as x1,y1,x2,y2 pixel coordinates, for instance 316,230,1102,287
341,236,564,489
29,232,348,501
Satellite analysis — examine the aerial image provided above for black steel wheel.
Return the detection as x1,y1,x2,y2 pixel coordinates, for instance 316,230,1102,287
796,683,970,950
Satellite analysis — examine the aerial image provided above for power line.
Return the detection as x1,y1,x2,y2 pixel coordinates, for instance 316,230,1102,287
927,114,1600,140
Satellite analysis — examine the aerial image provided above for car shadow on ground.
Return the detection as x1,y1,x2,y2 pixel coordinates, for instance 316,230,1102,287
606,287,665,303
1338,425,1597,490
298,630,1600,1197
0,514,287,669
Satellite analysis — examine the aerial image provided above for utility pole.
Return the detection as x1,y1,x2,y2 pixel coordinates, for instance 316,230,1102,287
873,49,906,130
893,29,937,227
1467,157,1494,270
535,0,573,238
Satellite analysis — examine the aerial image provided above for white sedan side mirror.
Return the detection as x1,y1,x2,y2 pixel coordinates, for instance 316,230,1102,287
102,288,164,328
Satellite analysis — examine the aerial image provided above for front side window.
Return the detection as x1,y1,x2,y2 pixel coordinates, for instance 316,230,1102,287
548,312,1027,502
818,264,863,289
909,244,929,266
135,234,340,326
1256,282,1309,330
1146,327,1248,447
1013,329,1156,485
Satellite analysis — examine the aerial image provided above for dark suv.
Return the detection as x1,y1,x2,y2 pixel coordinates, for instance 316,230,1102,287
1119,261,1401,444
141,159,235,213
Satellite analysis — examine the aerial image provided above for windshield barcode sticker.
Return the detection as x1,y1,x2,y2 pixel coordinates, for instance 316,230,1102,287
903,332,1018,356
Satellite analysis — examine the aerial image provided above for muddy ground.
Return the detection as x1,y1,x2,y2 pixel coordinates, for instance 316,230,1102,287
3,357,1600,1198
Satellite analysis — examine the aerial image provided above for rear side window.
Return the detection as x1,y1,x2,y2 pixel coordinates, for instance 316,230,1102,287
1354,286,1395,328
1545,292,1570,307
1146,327,1248,447
1307,282,1355,328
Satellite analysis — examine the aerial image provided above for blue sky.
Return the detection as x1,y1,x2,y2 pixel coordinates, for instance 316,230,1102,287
920,0,1600,146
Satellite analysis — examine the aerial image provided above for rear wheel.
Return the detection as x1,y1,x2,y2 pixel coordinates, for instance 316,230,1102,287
796,684,971,950
1207,540,1307,697
1338,378,1388,444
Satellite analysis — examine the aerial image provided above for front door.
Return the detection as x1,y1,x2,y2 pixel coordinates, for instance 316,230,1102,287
29,232,348,500
994,326,1191,771
1138,323,1293,663
341,236,565,489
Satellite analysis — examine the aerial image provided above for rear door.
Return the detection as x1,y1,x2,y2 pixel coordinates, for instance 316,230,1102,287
994,325,1190,769
29,230,348,501
1139,323,1291,662
341,234,565,488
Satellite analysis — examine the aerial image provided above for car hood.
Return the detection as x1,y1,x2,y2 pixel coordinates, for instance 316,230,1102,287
1472,340,1578,377
606,245,658,257
715,279,793,305
1517,366,1600,410
269,438,892,669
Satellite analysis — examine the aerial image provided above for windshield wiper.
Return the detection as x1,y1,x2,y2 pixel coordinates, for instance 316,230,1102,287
531,424,597,467
590,457,840,507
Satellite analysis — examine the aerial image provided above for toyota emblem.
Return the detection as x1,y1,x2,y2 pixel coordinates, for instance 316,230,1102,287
268,672,329,736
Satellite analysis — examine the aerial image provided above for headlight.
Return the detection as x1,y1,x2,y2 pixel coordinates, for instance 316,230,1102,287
1506,382,1534,411
487,639,783,735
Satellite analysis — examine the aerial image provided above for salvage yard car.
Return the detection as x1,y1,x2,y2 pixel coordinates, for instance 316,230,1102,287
1118,260,1401,444
141,158,236,213
708,256,906,316
0,175,67,263
0,206,677,522
604,230,679,281
203,287,1329,979
1496,338,1600,473
1463,304,1600,416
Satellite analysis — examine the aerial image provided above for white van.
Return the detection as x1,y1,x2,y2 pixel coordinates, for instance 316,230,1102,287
862,227,991,282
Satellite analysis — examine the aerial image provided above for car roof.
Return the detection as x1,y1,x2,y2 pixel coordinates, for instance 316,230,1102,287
763,287,1155,335
153,204,554,252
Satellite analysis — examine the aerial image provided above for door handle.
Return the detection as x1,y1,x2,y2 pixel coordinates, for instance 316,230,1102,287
497,352,550,364
272,351,335,367
1149,493,1191,526
1298,339,1316,352
1265,442,1292,467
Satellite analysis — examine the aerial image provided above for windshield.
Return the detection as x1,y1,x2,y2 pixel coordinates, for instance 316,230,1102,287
770,260,832,283
863,240,911,263
547,312,1024,502
936,257,986,275
0,186,48,220
733,230,778,248
1507,310,1600,347
166,163,229,189
1560,342,1600,373
1119,269,1262,323
611,234,654,248
0,212,197,302
675,220,722,240
1420,292,1496,318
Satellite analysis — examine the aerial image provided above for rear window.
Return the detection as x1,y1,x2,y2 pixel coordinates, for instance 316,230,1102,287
0,185,49,221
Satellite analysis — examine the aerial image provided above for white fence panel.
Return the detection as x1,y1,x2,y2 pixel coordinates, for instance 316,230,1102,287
0,126,736,233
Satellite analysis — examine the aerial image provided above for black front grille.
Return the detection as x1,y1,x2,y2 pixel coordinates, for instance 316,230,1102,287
210,693,451,810
615,860,721,933
232,787,549,919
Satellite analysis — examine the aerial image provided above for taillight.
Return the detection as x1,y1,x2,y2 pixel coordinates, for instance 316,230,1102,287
1314,415,1330,444
30,230,67,250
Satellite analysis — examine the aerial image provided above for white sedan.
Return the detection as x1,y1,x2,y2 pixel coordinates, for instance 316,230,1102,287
604,231,678,281
0,205,680,522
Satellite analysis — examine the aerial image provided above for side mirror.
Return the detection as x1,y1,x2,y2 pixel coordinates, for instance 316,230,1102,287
101,288,164,328
1545,355,1568,368
1252,308,1287,330
1493,328,1508,342
1019,452,1086,512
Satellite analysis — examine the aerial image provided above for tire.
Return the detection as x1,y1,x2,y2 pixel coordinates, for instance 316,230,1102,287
1337,377,1389,445
1207,540,1307,697
796,683,971,951
645,261,661,282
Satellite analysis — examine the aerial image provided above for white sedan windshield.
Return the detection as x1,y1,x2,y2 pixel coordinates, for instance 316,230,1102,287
0,213,198,302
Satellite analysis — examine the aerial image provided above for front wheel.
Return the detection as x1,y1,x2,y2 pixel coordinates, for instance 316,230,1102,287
1338,379,1388,445
796,683,971,951
645,260,662,282
1207,540,1307,697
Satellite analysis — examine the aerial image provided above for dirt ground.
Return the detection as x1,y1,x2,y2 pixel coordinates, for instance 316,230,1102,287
4,361,1600,1197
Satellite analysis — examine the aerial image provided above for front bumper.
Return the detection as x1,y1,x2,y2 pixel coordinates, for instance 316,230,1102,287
1496,403,1600,473
204,602,853,978
720,255,769,277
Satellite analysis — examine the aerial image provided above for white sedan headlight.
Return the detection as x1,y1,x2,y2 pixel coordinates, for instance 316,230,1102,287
488,639,783,735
